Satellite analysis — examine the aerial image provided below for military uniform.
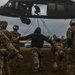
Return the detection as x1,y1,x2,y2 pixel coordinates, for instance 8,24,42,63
11,25,21,51
10,25,21,68
52,38,64,71
31,47,43,71
0,21,23,75
0,31,19,75
66,19,75,75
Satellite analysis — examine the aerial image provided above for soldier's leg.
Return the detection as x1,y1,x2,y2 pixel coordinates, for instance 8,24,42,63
58,61,63,71
2,55,10,75
58,50,65,70
52,53,59,71
32,47,40,71
52,62,58,72
14,47,20,68
58,55,64,70
33,52,39,69
66,48,75,75
38,48,43,68
0,56,3,75
66,64,74,75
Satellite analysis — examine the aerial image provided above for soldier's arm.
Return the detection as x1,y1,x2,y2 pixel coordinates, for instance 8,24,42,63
43,35,54,47
43,35,57,53
0,31,23,58
0,31,18,54
19,34,32,40
5,43,23,59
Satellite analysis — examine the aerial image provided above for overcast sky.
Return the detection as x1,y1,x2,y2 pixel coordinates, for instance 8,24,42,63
0,0,75,38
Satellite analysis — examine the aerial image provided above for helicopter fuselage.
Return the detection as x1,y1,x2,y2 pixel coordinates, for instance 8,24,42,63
0,0,75,24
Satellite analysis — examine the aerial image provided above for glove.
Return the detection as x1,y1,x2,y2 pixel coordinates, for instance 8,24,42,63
17,53,23,59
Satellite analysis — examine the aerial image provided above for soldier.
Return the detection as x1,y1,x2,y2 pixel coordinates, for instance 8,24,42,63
11,25,21,52
0,20,23,75
10,25,21,67
19,27,54,72
52,38,65,72
66,19,75,75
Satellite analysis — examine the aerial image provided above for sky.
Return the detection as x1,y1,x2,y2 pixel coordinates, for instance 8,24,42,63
0,0,75,38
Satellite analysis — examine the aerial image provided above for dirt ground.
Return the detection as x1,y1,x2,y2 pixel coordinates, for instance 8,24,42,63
10,48,67,75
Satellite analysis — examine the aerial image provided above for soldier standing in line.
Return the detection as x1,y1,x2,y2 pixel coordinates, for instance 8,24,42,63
0,20,23,75
66,19,75,75
11,25,21,52
19,27,54,72
10,25,21,67
51,38,65,72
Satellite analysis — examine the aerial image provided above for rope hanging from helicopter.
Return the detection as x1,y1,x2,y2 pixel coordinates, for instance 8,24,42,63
40,19,52,36
33,4,52,36
22,18,52,36
37,18,39,27
35,18,52,36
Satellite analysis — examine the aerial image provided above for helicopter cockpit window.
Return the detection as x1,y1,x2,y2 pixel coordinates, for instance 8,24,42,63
57,4,64,12
48,3,55,11
5,2,13,7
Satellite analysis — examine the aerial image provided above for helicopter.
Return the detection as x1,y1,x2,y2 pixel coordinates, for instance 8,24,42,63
0,0,75,24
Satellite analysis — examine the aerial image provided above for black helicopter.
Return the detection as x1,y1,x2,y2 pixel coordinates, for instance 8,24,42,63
0,0,75,24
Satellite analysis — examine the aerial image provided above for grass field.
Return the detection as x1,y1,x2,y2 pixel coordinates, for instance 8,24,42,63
10,48,67,75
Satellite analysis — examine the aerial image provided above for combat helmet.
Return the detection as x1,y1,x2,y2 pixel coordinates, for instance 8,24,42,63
13,25,19,30
0,20,8,28
70,19,75,26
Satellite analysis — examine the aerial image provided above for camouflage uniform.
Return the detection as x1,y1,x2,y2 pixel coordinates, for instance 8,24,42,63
0,30,19,75
52,38,64,71
66,19,75,75
32,47,43,71
10,25,21,68
11,25,21,51
0,21,20,75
